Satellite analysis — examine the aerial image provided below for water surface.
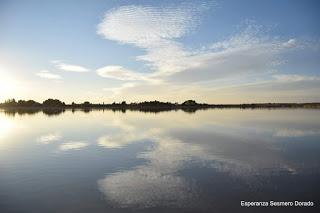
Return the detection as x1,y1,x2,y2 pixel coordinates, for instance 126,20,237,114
0,109,319,212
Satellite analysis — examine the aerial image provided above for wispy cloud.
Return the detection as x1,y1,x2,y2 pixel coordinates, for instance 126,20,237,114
97,2,208,79
97,66,145,81
97,2,319,102
59,141,88,151
98,4,301,81
273,74,319,82
52,60,89,72
282,38,297,48
166,29,300,83
36,70,62,80
97,3,206,47
103,82,137,98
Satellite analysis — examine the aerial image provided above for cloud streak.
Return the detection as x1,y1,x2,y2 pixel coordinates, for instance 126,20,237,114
97,66,146,81
52,60,89,72
36,70,62,80
273,74,320,82
59,141,88,151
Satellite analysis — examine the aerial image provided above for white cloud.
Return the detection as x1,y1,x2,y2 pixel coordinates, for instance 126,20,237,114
52,61,89,72
37,132,62,144
59,141,88,151
97,3,318,102
98,4,300,83
282,39,297,48
97,4,203,47
97,66,145,81
36,70,62,80
273,74,319,82
97,3,207,78
166,28,300,82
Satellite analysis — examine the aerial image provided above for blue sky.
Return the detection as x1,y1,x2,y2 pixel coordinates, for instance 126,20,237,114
0,0,320,103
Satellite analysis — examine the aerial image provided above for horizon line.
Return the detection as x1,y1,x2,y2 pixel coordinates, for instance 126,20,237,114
1,98,320,106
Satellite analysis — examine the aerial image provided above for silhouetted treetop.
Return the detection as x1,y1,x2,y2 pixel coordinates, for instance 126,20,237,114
18,100,41,107
82,101,91,106
42,99,65,107
182,100,197,105
3,99,17,107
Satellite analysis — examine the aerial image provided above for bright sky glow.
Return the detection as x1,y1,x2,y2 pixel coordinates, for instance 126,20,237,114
0,66,17,100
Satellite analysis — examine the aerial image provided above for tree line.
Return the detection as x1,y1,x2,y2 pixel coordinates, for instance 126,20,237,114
1,98,319,109
0,98,204,108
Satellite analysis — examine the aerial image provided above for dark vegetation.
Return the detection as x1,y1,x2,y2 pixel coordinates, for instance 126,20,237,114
1,98,320,116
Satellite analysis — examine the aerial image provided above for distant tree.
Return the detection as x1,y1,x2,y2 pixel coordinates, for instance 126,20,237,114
3,99,17,107
18,100,41,107
182,100,197,105
83,101,91,107
42,99,65,107
121,101,126,105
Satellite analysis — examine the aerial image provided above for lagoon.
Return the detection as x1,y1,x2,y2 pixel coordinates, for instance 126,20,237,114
0,109,319,212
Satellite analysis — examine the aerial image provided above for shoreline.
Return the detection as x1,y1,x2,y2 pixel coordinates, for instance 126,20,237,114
1,103,320,116
1,102,320,110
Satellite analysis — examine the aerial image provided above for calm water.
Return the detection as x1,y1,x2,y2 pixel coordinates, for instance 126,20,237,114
0,109,319,213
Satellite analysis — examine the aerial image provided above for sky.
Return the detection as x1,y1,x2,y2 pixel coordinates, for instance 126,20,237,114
0,0,320,104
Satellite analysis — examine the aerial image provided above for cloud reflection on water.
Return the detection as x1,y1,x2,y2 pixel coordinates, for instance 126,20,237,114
97,110,320,209
1,109,319,211
37,132,62,144
274,128,320,137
